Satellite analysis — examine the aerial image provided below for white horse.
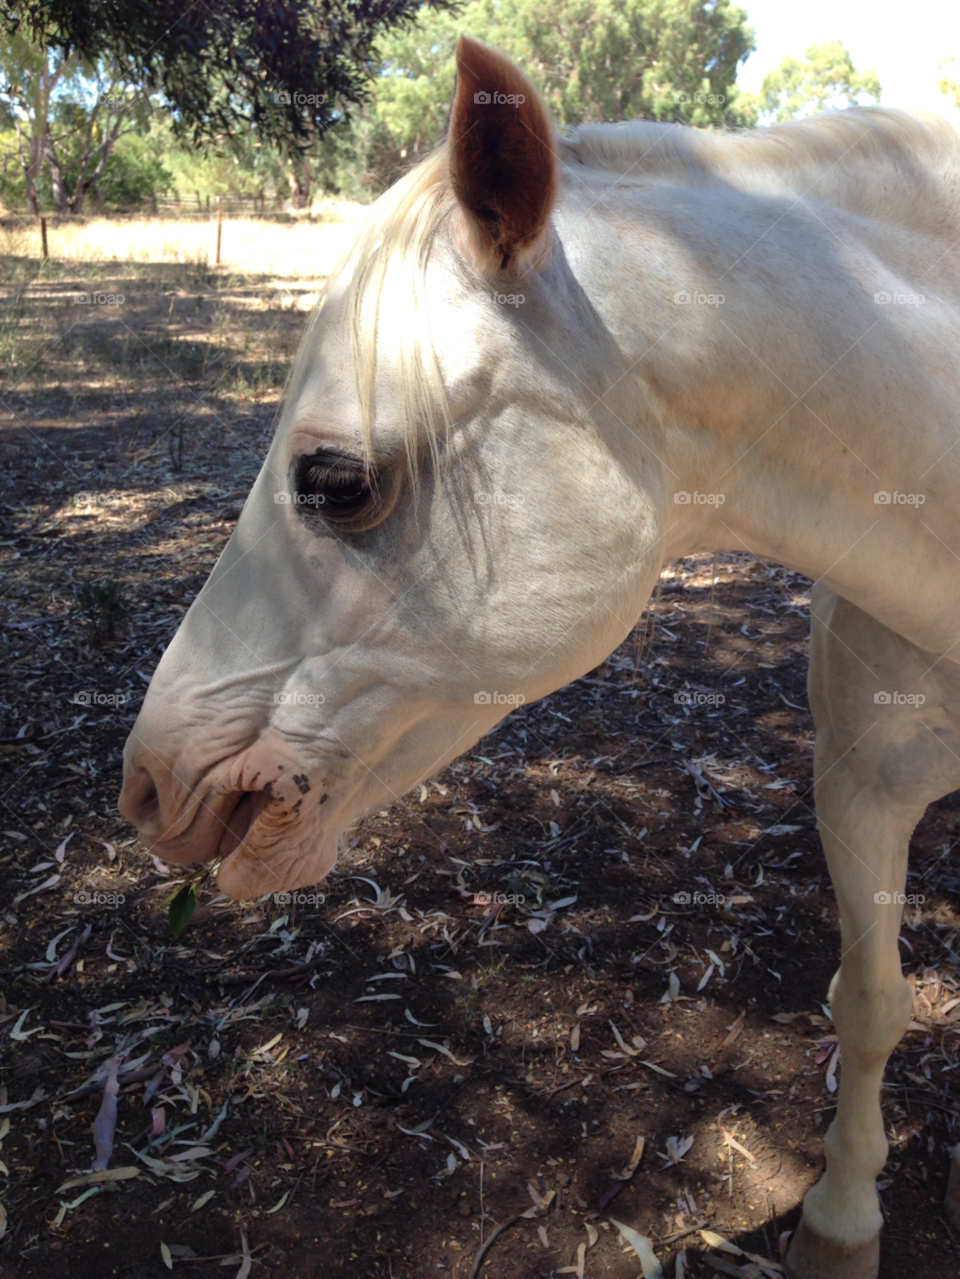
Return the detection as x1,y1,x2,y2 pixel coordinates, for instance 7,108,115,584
119,37,960,1278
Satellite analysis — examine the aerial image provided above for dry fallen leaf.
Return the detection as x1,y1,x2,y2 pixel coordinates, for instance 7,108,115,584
235,1227,253,1279
611,1134,645,1180
721,1011,745,1048
557,1241,587,1277
91,1058,120,1170
58,1167,139,1192
721,1130,757,1167
700,1229,744,1256
662,1135,694,1167
609,1217,663,1278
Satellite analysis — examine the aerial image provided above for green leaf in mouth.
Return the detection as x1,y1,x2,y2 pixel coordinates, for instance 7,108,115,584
165,858,222,934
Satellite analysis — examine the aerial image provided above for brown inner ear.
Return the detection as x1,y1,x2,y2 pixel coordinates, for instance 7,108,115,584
448,36,557,272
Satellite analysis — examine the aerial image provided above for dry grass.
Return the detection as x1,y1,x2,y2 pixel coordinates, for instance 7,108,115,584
0,202,366,277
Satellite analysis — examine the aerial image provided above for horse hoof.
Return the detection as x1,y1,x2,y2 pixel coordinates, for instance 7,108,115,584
945,1144,960,1230
784,1216,879,1279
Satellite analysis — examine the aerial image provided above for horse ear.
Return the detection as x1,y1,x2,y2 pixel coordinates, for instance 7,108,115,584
448,36,557,275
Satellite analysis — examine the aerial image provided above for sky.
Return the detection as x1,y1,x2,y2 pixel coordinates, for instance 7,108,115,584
736,0,960,115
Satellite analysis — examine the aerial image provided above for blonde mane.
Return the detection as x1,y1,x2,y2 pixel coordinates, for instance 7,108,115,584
346,148,457,475
333,107,960,468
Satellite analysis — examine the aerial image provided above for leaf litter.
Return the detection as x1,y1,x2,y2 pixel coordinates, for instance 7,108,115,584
1,399,956,1279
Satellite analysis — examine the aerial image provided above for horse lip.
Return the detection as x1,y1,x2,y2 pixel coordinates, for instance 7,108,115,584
140,788,249,864
218,791,271,858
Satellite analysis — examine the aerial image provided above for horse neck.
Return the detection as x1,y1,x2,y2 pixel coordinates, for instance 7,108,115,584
561,178,960,655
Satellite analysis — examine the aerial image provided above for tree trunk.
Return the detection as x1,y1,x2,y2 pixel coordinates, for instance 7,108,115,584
47,93,137,218
45,130,71,214
285,152,311,209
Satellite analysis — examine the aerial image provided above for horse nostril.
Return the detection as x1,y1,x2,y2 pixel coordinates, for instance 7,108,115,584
120,768,161,827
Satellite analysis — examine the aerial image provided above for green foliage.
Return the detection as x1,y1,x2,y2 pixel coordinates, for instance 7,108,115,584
336,0,756,195
370,0,755,161
0,24,163,211
0,126,24,205
372,0,495,157
19,125,172,211
167,882,199,935
755,41,881,123
2,0,458,155
94,133,171,208
158,110,289,204
1,0,761,208
73,576,132,641
494,0,756,128
166,858,221,934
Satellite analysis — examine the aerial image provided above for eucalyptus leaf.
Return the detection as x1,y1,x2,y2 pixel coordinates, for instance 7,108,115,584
168,884,198,935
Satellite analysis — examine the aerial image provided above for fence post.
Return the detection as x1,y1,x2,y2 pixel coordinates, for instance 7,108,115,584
216,206,222,266
40,216,48,261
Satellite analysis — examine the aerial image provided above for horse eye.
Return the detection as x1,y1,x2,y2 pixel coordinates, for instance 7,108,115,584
293,452,377,521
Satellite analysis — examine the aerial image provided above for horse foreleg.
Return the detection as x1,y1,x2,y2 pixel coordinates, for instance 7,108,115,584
785,585,960,1279
785,757,913,1278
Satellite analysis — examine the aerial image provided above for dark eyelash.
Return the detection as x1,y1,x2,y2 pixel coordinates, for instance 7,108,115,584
305,464,364,488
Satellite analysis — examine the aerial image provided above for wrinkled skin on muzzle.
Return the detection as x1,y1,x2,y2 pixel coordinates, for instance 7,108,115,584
118,38,667,899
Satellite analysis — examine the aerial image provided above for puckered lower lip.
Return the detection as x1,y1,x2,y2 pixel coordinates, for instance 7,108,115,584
214,824,340,900
218,791,270,858
143,790,336,900
139,788,249,865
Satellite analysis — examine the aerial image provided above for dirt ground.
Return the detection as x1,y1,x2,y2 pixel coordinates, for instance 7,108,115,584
2,240,960,1279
